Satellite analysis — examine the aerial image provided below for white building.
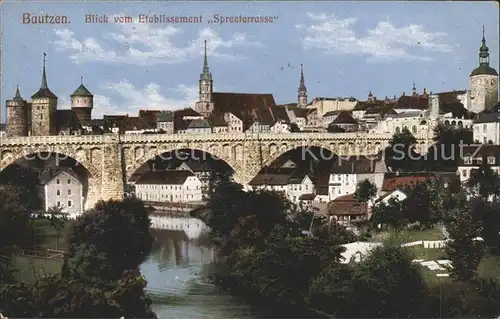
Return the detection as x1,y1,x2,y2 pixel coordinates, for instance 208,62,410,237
247,171,315,205
270,120,291,134
457,145,500,182
473,102,500,144
157,111,174,134
328,157,387,201
179,119,212,134
174,161,214,200
41,168,84,215
287,175,314,203
224,112,243,133
135,170,203,203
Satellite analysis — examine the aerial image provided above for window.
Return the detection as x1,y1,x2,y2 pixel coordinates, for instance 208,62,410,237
484,124,487,133
488,156,495,164
57,201,60,206
56,179,60,184
56,189,60,196
464,156,472,164
68,200,72,207
462,170,467,177
67,179,71,184
68,189,72,195
477,157,483,164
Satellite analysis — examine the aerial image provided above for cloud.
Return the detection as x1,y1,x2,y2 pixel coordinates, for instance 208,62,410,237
60,81,198,118
296,13,454,62
52,16,262,65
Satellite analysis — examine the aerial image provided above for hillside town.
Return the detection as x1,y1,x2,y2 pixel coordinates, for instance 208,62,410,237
1,30,499,228
3,1,500,316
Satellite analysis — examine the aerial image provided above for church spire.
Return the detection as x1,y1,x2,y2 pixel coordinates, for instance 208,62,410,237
203,40,209,72
198,40,213,104
412,81,417,96
298,64,307,92
297,63,308,107
41,52,48,89
479,25,490,65
200,40,212,80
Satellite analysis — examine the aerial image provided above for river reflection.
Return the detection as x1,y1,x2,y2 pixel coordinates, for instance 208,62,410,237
141,229,263,319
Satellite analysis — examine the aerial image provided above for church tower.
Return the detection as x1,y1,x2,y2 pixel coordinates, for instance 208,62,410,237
71,76,94,122
31,52,57,136
468,26,499,113
195,40,214,117
5,86,28,137
298,64,308,108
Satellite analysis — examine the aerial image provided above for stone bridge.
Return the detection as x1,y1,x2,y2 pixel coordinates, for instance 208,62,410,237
0,132,433,209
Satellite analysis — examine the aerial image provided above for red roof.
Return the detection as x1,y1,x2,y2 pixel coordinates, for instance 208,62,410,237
328,193,366,216
382,175,432,192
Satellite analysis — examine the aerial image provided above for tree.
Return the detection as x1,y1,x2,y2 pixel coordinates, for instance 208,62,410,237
370,197,406,231
401,179,443,227
350,245,427,318
289,123,300,132
201,170,246,251
46,205,67,250
467,163,500,199
385,128,421,172
0,164,41,211
429,123,473,171
307,263,355,317
471,198,500,253
444,199,485,282
0,270,157,318
354,179,377,203
0,185,38,284
62,198,153,283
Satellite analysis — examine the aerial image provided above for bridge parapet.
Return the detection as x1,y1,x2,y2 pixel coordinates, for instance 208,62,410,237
0,134,114,146
0,131,434,146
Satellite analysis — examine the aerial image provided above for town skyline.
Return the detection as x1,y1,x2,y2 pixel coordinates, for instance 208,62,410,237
1,1,499,121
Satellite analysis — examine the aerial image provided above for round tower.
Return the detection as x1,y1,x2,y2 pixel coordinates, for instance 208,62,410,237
469,26,499,113
6,86,28,136
71,76,94,122
31,52,58,136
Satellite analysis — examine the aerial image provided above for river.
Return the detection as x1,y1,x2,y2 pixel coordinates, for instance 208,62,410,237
141,229,265,319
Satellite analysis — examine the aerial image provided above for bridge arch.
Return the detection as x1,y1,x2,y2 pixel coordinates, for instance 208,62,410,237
0,150,99,178
125,146,237,182
0,150,100,210
263,143,340,168
263,141,383,168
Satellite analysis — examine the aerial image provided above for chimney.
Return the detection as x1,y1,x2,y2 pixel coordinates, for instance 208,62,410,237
423,88,428,95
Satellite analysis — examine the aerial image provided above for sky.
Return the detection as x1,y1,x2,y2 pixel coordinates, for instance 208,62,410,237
1,1,499,121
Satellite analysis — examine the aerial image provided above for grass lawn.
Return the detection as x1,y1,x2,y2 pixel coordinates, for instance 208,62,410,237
31,218,71,251
369,226,444,244
406,246,446,261
13,256,63,284
10,218,70,283
402,246,500,287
